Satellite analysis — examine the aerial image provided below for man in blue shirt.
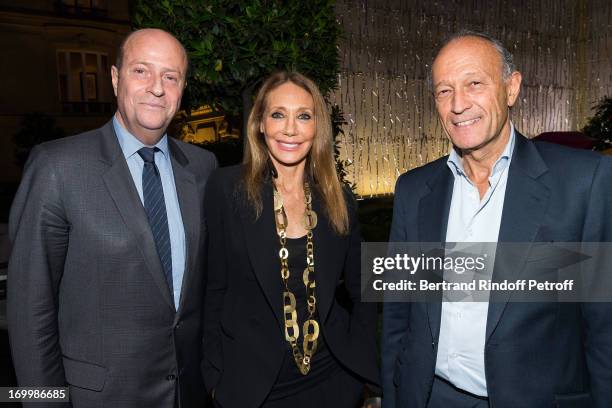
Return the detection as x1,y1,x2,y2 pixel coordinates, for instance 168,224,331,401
8,28,217,407
383,30,612,408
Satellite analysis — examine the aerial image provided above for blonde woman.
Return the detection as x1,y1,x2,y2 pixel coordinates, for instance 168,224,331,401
202,71,379,407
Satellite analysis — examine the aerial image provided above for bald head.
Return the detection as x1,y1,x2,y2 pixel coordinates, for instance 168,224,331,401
430,30,515,91
432,35,506,91
430,31,522,155
111,28,189,145
116,29,188,73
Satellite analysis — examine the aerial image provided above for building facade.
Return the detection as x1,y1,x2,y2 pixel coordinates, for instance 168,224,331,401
0,0,132,184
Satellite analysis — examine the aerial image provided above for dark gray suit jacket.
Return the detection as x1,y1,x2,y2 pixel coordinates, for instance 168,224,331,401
8,120,217,408
382,133,612,408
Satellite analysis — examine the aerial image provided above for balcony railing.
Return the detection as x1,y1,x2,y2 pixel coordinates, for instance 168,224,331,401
55,1,108,18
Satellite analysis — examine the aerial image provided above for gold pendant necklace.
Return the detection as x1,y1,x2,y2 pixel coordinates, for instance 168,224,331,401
273,181,319,375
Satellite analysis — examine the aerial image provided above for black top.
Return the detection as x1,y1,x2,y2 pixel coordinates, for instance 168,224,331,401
266,235,340,400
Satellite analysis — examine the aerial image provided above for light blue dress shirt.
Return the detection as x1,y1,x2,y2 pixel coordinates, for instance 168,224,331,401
434,124,516,397
113,117,186,309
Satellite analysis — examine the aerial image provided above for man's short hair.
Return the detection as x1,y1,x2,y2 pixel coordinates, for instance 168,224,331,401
428,29,516,91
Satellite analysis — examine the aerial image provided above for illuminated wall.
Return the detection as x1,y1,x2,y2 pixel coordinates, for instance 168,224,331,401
332,0,611,196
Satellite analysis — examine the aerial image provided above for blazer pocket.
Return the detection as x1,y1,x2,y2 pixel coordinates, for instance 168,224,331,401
554,392,592,408
62,356,108,391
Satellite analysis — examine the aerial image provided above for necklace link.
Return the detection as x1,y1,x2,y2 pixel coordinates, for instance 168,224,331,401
273,181,319,375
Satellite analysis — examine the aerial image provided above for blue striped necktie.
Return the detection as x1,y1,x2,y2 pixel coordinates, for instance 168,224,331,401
137,147,173,294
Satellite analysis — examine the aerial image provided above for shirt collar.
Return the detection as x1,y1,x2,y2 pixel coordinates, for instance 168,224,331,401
112,115,169,160
447,122,516,179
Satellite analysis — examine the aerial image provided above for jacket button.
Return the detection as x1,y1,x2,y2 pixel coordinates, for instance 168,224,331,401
167,374,176,381
175,321,182,330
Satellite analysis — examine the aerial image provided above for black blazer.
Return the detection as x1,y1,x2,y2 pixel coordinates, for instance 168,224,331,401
8,121,217,408
382,133,612,408
203,165,380,408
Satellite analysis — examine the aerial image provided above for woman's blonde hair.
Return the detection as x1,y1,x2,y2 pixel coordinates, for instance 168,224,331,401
242,71,349,235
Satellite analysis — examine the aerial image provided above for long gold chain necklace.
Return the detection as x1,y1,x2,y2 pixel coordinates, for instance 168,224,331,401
273,181,319,375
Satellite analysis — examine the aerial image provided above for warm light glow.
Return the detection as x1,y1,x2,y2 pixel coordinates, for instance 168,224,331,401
175,106,236,143
332,0,611,197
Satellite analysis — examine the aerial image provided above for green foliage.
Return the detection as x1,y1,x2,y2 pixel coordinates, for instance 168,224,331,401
330,104,355,191
135,1,352,186
13,112,65,168
134,0,341,115
357,197,393,242
582,96,612,151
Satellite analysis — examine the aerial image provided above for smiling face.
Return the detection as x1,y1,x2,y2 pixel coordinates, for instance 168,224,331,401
432,36,521,154
260,81,316,169
111,29,187,145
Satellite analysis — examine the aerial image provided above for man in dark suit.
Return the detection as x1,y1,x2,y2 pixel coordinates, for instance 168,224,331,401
8,28,217,407
382,30,612,408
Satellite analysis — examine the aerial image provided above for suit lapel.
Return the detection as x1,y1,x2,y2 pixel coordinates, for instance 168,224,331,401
168,139,200,315
486,134,550,340
239,183,285,327
418,163,454,343
99,122,175,310
310,192,344,323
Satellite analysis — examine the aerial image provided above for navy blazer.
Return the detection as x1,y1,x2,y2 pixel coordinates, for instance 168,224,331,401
382,133,612,408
